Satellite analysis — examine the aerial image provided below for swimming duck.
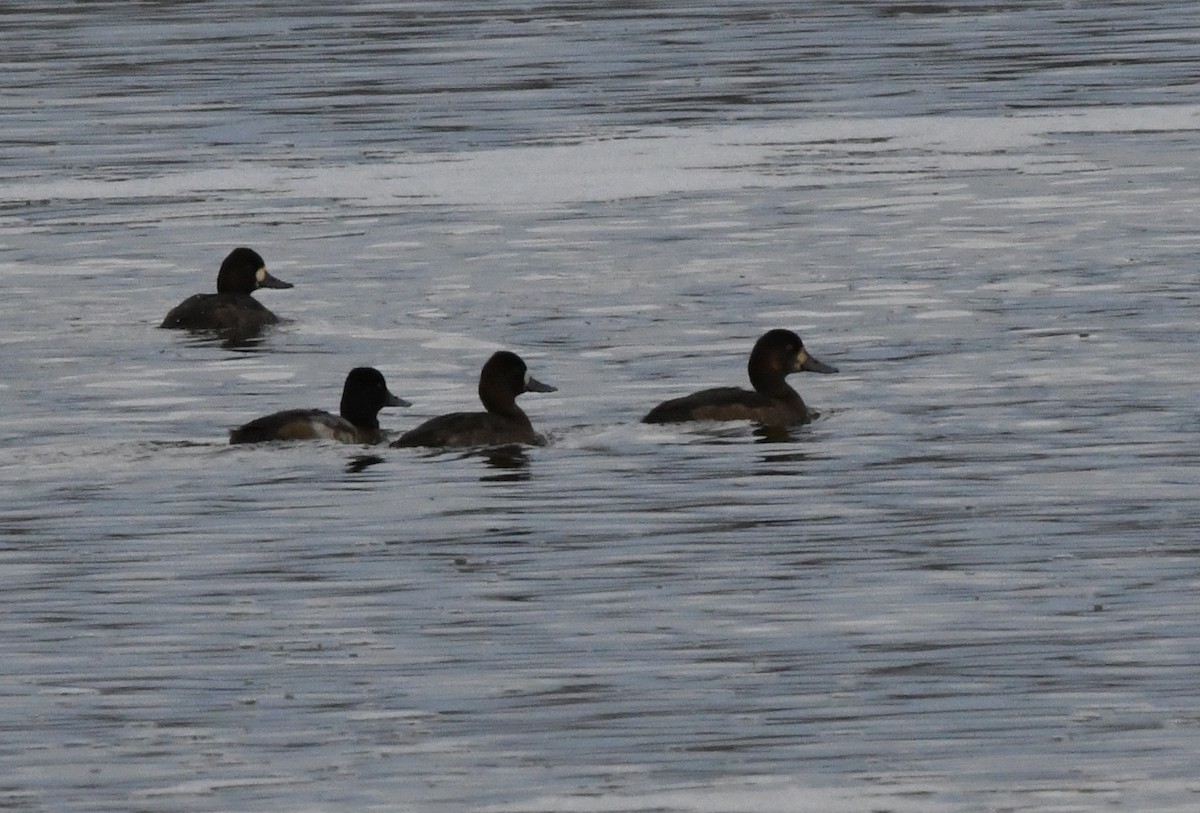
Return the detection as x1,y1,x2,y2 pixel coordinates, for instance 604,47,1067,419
229,367,409,445
161,247,293,335
392,351,556,448
642,329,837,426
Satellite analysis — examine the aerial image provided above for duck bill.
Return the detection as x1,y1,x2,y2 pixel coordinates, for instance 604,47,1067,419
384,392,412,408
258,269,295,290
525,375,557,394
798,350,838,374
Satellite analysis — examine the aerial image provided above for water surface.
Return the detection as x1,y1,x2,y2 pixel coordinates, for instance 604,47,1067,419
2,2,1200,811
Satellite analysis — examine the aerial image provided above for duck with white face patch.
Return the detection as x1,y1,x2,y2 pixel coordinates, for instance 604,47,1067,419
160,247,294,338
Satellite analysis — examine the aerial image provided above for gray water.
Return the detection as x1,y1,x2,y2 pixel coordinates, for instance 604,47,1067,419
3,2,1200,811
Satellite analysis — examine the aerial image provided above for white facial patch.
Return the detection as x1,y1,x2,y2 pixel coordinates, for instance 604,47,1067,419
255,267,267,284
524,371,532,386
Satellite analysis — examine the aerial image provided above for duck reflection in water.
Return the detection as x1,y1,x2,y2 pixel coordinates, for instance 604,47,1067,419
479,445,532,482
345,454,386,474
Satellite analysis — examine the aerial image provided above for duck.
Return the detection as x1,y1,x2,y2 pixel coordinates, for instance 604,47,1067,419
229,367,409,445
642,329,837,426
392,351,556,448
161,247,293,335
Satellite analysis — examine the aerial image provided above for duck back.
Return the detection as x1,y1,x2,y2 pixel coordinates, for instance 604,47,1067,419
229,409,366,444
393,411,542,448
643,386,809,425
161,292,280,332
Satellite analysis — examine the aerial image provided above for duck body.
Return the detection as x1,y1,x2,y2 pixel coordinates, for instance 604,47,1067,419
230,367,408,445
228,408,383,444
643,386,810,426
161,292,282,333
643,329,837,427
161,247,293,335
392,351,555,449
394,410,543,448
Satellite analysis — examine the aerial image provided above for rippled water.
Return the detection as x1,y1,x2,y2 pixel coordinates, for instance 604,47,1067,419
3,2,1200,811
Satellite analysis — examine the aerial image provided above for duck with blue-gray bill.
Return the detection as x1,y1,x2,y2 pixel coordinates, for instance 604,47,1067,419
643,329,837,426
161,247,293,335
230,367,409,445
392,351,556,448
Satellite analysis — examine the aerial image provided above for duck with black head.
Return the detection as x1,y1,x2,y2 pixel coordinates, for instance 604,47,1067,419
392,351,556,448
643,329,837,427
161,247,294,336
230,367,409,445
